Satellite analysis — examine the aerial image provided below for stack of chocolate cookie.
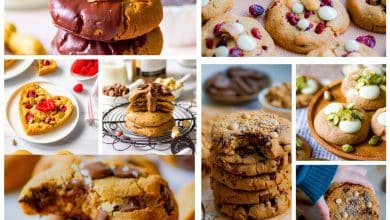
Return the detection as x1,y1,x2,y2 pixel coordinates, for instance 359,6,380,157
125,83,175,137
210,111,292,219
48,0,163,55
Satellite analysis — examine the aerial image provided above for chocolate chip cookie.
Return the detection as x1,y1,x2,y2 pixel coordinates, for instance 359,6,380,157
211,111,291,159
202,14,275,57
211,176,291,204
211,152,290,176
307,40,379,56
325,183,380,220
202,0,233,21
265,0,350,54
347,0,386,33
211,164,290,190
19,156,178,220
52,28,163,55
49,0,163,42
215,191,291,220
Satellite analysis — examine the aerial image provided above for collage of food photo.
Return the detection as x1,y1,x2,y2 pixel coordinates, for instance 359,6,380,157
1,0,389,220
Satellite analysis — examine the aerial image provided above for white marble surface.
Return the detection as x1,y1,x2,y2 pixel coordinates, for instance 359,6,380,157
4,60,98,154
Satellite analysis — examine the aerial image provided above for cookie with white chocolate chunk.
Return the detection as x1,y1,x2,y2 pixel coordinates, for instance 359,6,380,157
264,0,350,54
202,14,275,57
325,183,379,220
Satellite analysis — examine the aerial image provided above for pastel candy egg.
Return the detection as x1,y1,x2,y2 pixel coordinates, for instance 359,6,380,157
359,85,380,100
237,35,257,51
292,3,304,13
318,6,337,21
215,46,229,57
344,40,360,52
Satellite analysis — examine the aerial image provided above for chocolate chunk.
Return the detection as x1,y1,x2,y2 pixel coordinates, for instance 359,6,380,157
119,197,141,212
82,161,113,179
95,209,109,220
160,185,175,213
113,166,141,178
232,76,254,94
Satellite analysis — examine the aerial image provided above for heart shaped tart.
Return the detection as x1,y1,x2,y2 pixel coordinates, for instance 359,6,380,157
19,83,74,135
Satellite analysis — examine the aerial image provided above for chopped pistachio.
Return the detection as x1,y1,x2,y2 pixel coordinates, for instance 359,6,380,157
296,75,308,92
342,144,354,153
296,136,303,150
368,135,381,146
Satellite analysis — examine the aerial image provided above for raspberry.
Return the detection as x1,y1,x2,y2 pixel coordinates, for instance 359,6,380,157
229,47,244,57
315,22,326,34
356,35,376,48
249,4,265,17
73,83,84,93
251,28,262,40
206,38,214,49
286,12,298,26
213,22,225,37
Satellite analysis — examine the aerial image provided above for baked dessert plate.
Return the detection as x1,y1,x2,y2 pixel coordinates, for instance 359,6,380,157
4,59,34,80
6,81,79,144
307,79,386,160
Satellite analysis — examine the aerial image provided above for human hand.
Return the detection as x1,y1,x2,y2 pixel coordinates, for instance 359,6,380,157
314,166,373,220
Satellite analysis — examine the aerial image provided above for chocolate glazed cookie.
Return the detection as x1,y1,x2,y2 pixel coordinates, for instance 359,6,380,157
49,0,163,42
52,28,163,55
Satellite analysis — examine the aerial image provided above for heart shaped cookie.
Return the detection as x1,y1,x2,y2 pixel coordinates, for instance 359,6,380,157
19,83,74,136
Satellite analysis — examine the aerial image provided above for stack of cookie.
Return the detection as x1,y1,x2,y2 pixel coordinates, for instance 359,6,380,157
210,111,292,219
48,0,163,55
125,83,175,137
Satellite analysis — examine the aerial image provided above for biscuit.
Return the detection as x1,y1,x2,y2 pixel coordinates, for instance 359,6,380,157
341,69,386,110
125,111,173,127
126,118,175,137
265,0,350,54
211,164,290,190
314,105,370,145
211,177,291,204
215,191,291,220
211,111,291,159
52,28,163,55
202,14,275,57
160,155,195,171
202,0,233,20
347,0,386,33
19,156,178,220
371,107,386,141
211,152,291,176
325,183,380,220
49,0,163,42
307,40,379,57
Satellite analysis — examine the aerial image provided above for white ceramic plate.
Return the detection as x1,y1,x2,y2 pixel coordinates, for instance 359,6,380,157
4,59,34,80
6,81,80,144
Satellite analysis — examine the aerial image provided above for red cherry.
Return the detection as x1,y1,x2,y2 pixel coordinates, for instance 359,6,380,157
315,22,326,34
206,38,214,49
41,60,51,66
60,106,67,112
24,101,32,109
73,83,84,93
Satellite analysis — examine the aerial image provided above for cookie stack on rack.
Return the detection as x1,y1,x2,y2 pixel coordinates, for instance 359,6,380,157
209,111,292,219
48,0,163,55
125,83,175,137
